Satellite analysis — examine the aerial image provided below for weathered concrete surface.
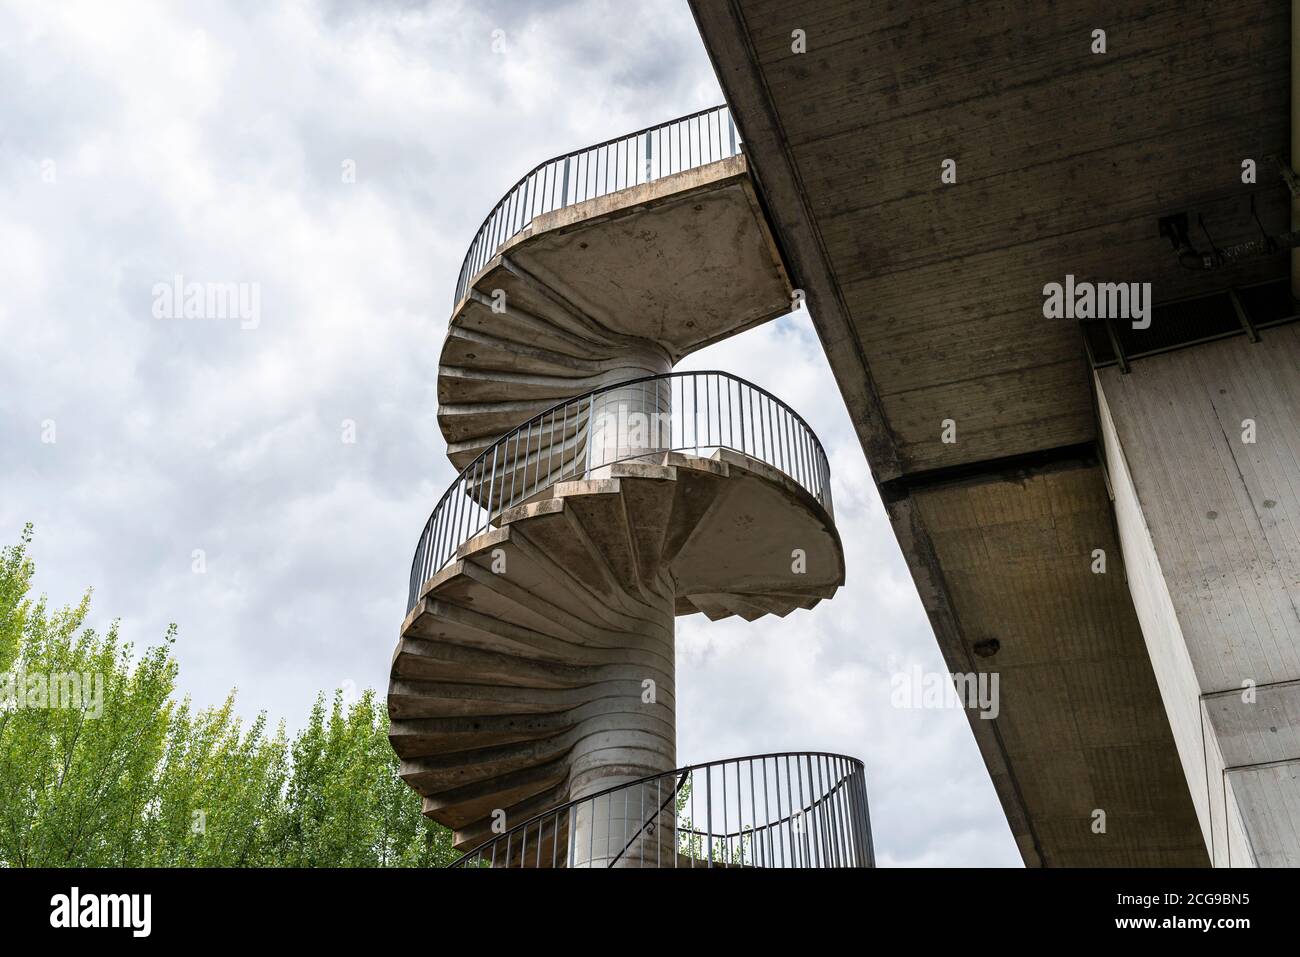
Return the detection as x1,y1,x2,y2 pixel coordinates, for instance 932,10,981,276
438,155,791,470
389,452,844,853
688,0,1292,865
693,1,1288,477
896,460,1206,866
1096,326,1300,866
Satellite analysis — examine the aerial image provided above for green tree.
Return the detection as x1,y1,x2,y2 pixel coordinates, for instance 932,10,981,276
0,525,457,867
277,688,455,867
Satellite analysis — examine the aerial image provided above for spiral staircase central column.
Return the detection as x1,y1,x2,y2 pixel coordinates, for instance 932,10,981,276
566,589,677,867
587,356,674,476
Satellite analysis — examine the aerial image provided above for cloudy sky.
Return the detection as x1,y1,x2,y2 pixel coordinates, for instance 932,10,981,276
0,0,1019,866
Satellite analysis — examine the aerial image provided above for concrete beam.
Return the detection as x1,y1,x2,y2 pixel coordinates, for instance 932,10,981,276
1096,325,1300,865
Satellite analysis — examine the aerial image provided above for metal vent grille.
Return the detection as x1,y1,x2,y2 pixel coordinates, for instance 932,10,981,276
1084,278,1299,370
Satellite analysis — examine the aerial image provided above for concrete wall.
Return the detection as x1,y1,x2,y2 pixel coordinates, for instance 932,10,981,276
1095,324,1300,866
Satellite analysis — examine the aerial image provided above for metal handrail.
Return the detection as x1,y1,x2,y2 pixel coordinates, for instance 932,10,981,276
407,370,833,613
453,104,740,306
450,751,873,869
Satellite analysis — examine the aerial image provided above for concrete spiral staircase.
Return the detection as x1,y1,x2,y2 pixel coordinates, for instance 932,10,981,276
389,108,854,863
393,451,842,854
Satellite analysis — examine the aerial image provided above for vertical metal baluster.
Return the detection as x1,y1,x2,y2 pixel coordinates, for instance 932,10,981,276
655,777,662,868
800,754,811,868
511,176,522,234
532,416,541,497
829,757,843,867
748,759,758,867
689,768,695,867
487,443,500,531
508,426,520,507
714,373,721,448
738,382,747,456
861,763,875,866
544,409,553,489
815,756,828,867
797,414,805,486
762,394,771,463
721,760,729,864
738,764,748,868
725,375,734,450
508,178,519,236
783,408,792,474
847,764,862,867
827,757,842,867
837,756,849,867
567,804,577,868
784,754,797,866
693,373,699,454
799,754,812,866
865,764,875,866
604,792,613,867
585,794,593,867
705,765,713,867
436,487,449,570
619,786,629,868
795,420,805,488
465,466,477,553
655,374,665,455
673,376,680,450
762,756,773,866
431,496,444,573
838,757,852,867
776,407,784,473
473,461,484,541
638,782,645,867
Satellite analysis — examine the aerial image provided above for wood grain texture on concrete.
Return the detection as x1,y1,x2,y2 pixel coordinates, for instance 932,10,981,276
689,0,1292,866
1097,326,1300,866
904,460,1206,866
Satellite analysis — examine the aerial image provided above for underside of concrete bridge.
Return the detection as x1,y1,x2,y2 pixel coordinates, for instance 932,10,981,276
692,0,1299,866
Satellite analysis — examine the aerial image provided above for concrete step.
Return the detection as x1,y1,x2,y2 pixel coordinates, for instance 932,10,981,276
391,452,843,852
434,156,791,476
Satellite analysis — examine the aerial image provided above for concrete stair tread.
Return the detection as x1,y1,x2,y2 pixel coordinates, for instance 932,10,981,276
392,456,842,850
436,155,789,476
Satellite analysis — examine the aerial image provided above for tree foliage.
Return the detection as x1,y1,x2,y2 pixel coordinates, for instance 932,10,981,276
0,525,456,867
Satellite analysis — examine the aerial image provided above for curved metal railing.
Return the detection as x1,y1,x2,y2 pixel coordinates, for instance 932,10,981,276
450,752,873,868
454,104,740,305
408,370,833,612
